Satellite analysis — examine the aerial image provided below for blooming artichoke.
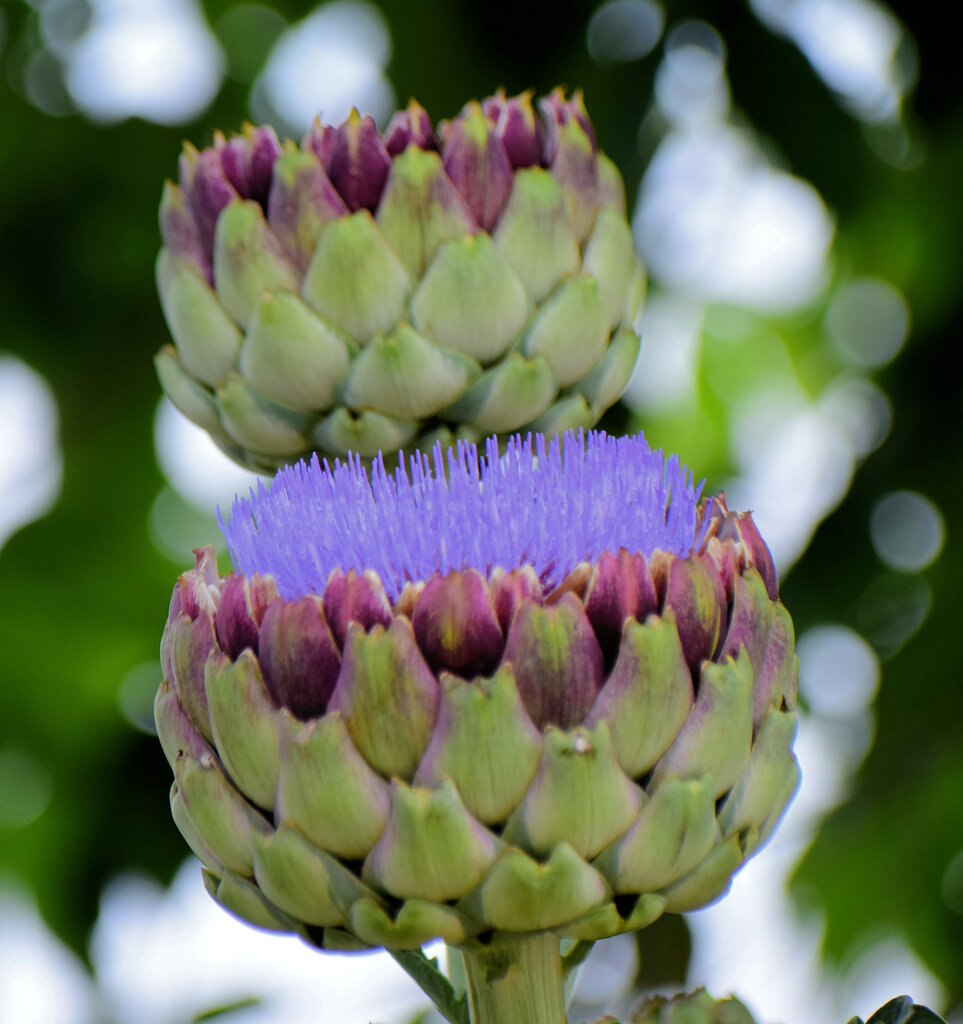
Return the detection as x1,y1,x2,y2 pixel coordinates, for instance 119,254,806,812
156,431,798,960
154,90,644,472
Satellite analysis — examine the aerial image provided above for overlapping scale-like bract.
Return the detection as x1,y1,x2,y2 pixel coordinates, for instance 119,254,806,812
156,492,798,952
155,89,645,472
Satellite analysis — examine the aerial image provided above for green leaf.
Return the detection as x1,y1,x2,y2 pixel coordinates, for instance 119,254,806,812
388,949,470,1024
191,996,262,1022
863,998,947,1024
560,938,596,979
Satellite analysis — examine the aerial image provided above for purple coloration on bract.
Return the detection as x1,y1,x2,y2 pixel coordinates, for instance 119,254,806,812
220,431,704,602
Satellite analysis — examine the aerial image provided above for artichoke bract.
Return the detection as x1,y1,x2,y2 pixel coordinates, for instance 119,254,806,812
156,431,799,954
155,89,644,472
626,989,759,1024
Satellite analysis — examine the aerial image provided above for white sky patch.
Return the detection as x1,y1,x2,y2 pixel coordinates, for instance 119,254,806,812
624,293,703,412
254,1,394,133
750,0,910,123
65,0,224,125
154,398,263,515
655,22,730,125
0,886,93,1024
635,125,834,312
724,400,851,573
0,356,63,553
798,624,880,719
90,862,433,1024
840,938,948,1019
722,376,890,575
572,931,638,1010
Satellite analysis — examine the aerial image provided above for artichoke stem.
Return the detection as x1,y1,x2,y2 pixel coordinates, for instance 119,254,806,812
461,932,568,1024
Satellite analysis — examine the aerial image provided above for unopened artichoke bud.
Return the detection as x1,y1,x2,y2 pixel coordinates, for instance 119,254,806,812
155,90,644,472
627,989,759,1024
157,431,798,952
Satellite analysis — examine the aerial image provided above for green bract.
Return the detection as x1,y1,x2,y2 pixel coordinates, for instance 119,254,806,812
155,90,644,471
625,989,759,1024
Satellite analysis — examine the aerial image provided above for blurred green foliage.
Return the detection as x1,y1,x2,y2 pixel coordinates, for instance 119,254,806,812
0,0,960,1012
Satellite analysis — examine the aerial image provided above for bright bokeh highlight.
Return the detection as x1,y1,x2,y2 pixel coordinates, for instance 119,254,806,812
0,888,93,1024
65,0,224,124
154,399,262,515
870,490,945,573
750,0,913,122
0,356,62,552
253,1,393,132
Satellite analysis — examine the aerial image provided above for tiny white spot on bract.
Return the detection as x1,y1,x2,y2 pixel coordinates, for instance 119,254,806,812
574,734,591,754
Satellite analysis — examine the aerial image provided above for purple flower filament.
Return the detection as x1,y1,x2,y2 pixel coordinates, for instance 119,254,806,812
220,430,705,602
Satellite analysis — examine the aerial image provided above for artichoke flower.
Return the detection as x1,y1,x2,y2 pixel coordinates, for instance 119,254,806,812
155,430,798,1022
155,90,644,472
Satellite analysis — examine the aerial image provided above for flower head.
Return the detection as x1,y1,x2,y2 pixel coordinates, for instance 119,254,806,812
220,430,703,601
157,430,798,952
155,89,645,472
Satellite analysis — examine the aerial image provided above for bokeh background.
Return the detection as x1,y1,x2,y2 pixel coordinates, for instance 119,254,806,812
1,1,961,1022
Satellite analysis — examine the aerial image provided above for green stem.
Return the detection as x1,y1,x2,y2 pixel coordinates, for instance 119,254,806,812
388,948,470,1024
460,933,568,1024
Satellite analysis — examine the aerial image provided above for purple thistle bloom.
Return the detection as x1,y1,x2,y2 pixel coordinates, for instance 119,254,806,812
220,430,704,602
161,430,797,957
